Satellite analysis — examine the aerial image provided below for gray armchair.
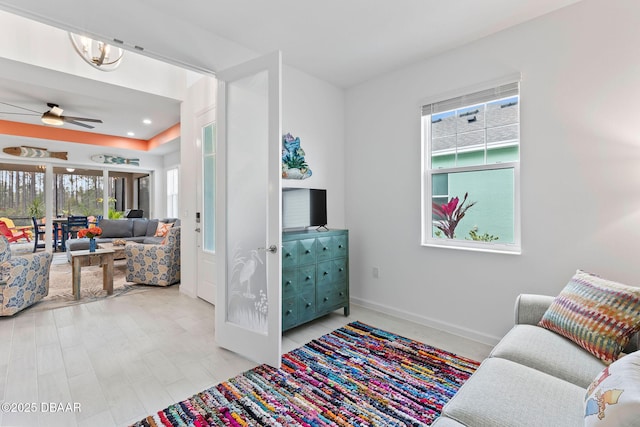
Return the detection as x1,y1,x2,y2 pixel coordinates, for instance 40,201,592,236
0,235,53,316
125,226,181,286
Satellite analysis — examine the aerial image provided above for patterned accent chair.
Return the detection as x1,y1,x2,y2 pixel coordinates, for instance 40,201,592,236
125,226,181,286
0,235,53,316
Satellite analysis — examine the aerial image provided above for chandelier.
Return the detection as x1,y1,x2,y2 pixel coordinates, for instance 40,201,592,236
69,33,124,71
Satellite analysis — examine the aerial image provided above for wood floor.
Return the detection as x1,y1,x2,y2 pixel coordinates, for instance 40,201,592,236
0,284,493,427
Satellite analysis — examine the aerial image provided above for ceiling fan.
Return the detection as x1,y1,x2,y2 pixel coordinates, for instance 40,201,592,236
0,101,103,129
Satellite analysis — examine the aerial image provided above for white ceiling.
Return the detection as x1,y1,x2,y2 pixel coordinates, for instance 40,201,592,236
0,0,583,149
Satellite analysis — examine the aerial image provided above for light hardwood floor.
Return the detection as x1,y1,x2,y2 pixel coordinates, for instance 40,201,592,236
0,285,493,427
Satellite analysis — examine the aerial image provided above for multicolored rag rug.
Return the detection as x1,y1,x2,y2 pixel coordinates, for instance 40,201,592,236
132,321,479,426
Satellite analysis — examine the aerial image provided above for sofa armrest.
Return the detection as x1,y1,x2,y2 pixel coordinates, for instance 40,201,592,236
514,294,555,325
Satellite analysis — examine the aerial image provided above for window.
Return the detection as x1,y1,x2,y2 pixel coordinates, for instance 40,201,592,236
202,123,215,252
167,167,179,218
421,79,521,253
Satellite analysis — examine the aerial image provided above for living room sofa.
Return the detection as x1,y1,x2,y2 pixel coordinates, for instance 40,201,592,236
65,217,180,261
432,292,640,427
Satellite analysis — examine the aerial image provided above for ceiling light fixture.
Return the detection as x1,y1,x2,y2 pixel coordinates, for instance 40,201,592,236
41,111,64,126
127,131,135,137
142,119,152,125
69,33,124,71
66,168,75,173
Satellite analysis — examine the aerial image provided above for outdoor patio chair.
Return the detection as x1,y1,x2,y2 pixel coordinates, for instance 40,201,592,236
0,220,30,243
0,217,33,240
31,217,60,252
0,235,52,316
61,215,88,250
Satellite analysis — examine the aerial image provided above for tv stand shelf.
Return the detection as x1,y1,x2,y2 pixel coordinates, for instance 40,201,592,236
282,229,349,331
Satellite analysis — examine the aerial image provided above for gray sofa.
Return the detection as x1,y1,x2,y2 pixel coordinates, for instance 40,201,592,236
432,294,639,427
65,218,180,261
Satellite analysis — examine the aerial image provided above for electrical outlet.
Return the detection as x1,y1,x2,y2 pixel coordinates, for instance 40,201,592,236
372,267,380,279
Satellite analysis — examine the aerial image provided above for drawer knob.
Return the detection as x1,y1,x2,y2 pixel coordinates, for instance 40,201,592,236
338,245,343,248
305,249,310,254
339,268,344,272
323,247,328,251
339,292,344,296
286,280,292,285
306,302,312,307
286,309,293,315
323,271,329,276
305,276,311,281
323,297,329,302
286,253,292,258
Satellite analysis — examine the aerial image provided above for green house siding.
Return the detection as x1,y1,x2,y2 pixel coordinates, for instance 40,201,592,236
433,167,514,243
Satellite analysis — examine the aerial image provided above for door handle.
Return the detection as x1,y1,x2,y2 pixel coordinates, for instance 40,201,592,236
195,228,201,232
258,245,278,254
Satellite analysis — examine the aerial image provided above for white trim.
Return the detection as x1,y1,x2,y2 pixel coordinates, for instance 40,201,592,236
418,72,522,109
350,297,501,346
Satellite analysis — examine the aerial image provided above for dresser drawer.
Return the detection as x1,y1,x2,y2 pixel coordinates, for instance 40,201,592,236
317,261,333,287
282,241,298,268
317,236,333,261
297,238,317,265
316,288,347,313
297,291,316,323
282,268,297,298
333,235,348,258
282,297,298,330
297,265,316,292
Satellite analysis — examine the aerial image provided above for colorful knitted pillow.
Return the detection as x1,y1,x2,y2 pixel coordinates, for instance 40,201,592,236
584,350,640,426
154,221,173,237
538,270,640,364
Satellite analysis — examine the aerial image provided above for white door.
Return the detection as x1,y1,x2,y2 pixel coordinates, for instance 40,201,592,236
215,51,282,368
196,109,217,304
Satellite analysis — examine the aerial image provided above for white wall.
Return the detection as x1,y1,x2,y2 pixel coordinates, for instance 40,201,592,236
283,66,346,229
345,0,640,344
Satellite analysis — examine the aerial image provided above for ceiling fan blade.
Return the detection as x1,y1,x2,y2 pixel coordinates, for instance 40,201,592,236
0,112,40,116
64,119,95,129
0,101,42,114
62,116,103,123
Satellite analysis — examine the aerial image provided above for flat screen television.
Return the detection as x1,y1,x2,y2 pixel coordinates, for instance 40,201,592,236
282,188,327,230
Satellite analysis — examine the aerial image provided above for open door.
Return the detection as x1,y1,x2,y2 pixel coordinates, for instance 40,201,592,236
215,51,282,367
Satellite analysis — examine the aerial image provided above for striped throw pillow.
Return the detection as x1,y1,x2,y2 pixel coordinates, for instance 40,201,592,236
539,270,640,364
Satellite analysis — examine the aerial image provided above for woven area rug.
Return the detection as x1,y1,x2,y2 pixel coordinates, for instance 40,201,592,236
132,321,479,427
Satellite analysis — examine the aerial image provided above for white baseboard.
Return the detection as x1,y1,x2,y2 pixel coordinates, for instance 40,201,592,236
350,296,501,346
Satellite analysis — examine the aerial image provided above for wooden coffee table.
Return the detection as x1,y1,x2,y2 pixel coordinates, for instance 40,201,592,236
98,242,127,260
70,249,115,300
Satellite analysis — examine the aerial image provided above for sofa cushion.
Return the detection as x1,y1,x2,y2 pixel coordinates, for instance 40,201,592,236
145,219,159,236
98,219,133,238
142,236,165,245
584,350,640,427
154,221,173,237
441,358,585,427
490,324,606,388
132,219,149,237
538,270,640,364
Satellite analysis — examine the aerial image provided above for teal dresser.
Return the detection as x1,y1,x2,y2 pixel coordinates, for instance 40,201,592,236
282,229,349,331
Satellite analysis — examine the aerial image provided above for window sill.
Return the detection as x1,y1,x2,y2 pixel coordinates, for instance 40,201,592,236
422,241,521,255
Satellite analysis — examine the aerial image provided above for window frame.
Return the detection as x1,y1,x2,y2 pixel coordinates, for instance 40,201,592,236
420,75,522,255
166,167,179,218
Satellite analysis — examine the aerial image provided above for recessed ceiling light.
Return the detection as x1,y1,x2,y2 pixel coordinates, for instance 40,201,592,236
142,119,152,125
127,131,135,137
